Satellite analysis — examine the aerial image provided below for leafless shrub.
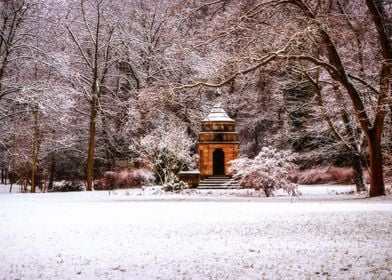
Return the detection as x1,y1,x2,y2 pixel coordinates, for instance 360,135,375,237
96,169,153,190
294,166,358,185
230,147,297,197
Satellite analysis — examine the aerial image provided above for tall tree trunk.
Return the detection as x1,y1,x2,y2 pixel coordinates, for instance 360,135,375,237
31,105,39,193
341,108,367,193
368,130,385,197
86,96,98,191
365,0,391,197
351,153,366,192
5,168,8,184
48,155,55,191
67,0,113,191
364,60,390,197
85,0,101,191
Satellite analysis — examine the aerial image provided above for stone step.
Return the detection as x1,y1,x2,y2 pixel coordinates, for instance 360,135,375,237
199,179,237,183
199,181,238,185
198,185,240,188
202,176,232,180
197,185,241,189
198,182,240,187
200,181,235,184
197,176,240,189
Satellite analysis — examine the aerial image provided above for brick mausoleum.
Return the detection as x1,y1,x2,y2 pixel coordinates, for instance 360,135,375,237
197,104,239,178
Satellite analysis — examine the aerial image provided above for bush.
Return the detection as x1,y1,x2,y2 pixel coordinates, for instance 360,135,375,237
135,122,195,185
163,181,189,192
230,147,297,197
51,181,84,192
293,166,358,184
96,169,153,190
131,169,153,187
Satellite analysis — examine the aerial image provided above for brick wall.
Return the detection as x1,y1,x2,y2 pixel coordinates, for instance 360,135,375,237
197,143,239,177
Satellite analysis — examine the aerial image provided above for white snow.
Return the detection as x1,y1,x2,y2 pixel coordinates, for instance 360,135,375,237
0,187,391,279
297,184,356,195
0,184,21,193
202,103,235,122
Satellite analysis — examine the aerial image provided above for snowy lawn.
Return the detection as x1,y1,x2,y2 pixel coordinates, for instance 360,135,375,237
0,188,391,279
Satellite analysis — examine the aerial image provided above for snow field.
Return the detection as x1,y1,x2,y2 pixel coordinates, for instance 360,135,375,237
0,191,391,279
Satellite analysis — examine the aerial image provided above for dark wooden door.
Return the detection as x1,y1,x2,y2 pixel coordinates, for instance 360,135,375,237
213,149,225,175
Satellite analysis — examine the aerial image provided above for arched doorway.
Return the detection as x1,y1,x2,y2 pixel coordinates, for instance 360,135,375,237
213,149,225,175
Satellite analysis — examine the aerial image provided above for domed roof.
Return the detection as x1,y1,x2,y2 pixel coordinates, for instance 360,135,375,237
202,104,234,122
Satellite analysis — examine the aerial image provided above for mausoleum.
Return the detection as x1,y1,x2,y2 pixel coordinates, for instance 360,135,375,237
197,104,239,178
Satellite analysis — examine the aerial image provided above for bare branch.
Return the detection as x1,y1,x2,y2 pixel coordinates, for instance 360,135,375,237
66,25,93,69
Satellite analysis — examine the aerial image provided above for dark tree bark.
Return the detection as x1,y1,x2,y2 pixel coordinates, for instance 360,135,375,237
48,155,56,191
351,153,366,192
86,95,98,191
31,105,40,193
365,0,392,196
368,129,386,197
1,168,4,184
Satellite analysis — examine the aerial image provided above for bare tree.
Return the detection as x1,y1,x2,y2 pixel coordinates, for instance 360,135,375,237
179,0,391,197
65,0,117,190
0,0,36,101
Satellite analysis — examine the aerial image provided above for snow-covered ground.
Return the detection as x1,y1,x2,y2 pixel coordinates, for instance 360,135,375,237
0,183,22,194
0,186,391,279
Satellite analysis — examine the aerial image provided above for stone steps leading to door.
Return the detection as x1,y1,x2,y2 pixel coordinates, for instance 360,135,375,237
197,176,241,189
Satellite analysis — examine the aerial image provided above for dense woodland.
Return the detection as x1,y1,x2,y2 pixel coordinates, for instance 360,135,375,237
0,0,391,196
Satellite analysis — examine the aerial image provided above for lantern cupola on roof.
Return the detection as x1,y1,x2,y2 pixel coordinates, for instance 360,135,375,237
197,104,239,178
202,104,235,122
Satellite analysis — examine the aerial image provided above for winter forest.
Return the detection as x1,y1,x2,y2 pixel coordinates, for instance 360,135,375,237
1,1,392,279
0,0,392,196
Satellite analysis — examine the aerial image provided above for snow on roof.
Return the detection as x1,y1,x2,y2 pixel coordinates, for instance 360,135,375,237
202,104,234,122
